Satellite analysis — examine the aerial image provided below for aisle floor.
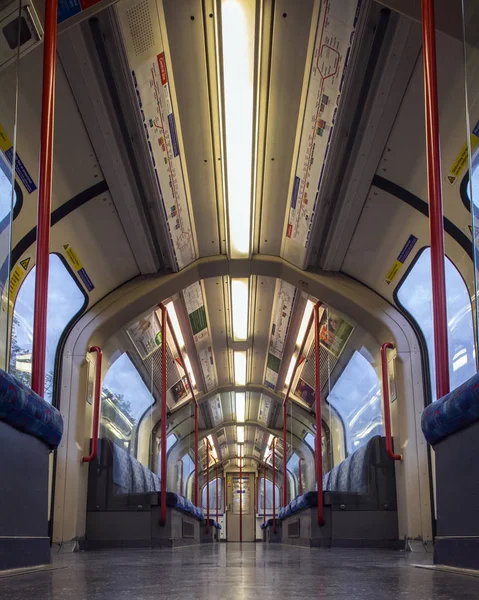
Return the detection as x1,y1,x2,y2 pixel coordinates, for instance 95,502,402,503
1,544,479,599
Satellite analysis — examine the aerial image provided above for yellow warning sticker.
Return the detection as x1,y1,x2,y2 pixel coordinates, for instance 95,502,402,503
9,256,31,300
0,122,12,153
385,260,402,285
63,243,82,270
447,122,479,185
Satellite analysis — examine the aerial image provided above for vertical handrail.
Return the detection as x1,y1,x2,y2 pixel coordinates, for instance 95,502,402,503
31,0,58,396
298,457,303,496
206,439,210,533
82,346,102,462
161,305,200,507
263,462,267,525
314,303,325,526
272,438,276,534
160,305,168,526
381,343,402,460
216,462,219,525
421,0,450,400
239,452,243,542
282,310,315,507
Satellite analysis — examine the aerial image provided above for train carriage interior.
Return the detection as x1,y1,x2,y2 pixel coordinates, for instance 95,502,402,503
2,0,479,597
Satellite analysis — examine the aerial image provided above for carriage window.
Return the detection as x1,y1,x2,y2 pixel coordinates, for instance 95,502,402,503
0,155,16,224
258,478,280,512
101,353,154,458
202,478,223,511
167,433,178,453
10,254,86,403
396,249,475,401
181,453,195,497
287,453,300,497
304,433,315,451
327,351,383,454
462,151,479,210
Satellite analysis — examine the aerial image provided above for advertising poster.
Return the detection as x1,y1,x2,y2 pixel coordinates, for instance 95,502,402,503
319,310,354,359
127,311,162,360
294,378,315,408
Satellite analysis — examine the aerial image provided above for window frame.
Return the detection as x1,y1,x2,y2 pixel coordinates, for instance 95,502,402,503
393,245,475,406
0,152,24,232
9,252,88,408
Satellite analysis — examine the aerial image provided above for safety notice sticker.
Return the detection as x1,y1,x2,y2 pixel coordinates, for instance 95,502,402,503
446,120,479,185
63,243,94,292
9,256,30,300
385,234,418,284
0,122,36,194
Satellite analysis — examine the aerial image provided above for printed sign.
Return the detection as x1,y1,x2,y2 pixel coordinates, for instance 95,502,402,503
63,243,94,291
446,120,479,185
9,256,30,300
127,310,162,360
385,234,418,285
0,122,36,194
57,0,103,24
319,310,354,359
294,378,315,408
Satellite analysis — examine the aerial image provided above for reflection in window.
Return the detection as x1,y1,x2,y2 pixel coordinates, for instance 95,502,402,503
202,478,223,511
304,433,315,450
10,254,85,403
259,478,280,512
327,351,383,454
397,249,476,401
287,453,300,497
0,155,16,224
167,433,177,453
100,353,154,459
182,453,195,497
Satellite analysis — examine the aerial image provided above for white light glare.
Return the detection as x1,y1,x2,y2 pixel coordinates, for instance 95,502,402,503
285,355,296,386
237,443,244,458
236,392,246,422
221,0,255,257
183,355,196,388
297,300,315,347
234,351,247,385
267,434,274,449
166,302,185,349
237,425,245,443
231,278,249,341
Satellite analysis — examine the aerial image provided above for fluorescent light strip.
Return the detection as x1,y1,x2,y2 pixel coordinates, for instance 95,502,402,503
231,278,249,341
237,443,244,458
237,425,245,443
236,392,246,422
234,351,247,385
297,300,315,346
221,0,255,258
166,302,185,349
183,354,196,387
285,355,296,386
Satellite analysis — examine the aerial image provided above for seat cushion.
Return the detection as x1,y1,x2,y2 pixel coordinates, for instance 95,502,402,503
0,369,63,449
166,492,204,521
422,372,479,446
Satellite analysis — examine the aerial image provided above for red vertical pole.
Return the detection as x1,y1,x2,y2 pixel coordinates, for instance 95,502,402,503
263,463,266,525
160,305,168,526
216,462,219,525
298,457,303,496
239,455,243,542
31,0,58,396
206,440,210,534
421,0,450,400
195,403,199,506
282,403,287,507
314,303,325,526
272,438,276,534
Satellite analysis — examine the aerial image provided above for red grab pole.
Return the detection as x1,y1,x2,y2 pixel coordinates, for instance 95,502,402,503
206,439,210,533
298,457,303,496
216,462,219,525
263,462,267,525
282,402,287,507
239,454,243,542
272,438,276,534
82,346,102,462
421,0,450,400
381,343,402,460
195,404,199,506
31,0,58,396
314,303,325,526
159,305,168,526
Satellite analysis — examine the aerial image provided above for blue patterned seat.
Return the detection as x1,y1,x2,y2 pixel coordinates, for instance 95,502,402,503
422,372,479,446
0,368,63,449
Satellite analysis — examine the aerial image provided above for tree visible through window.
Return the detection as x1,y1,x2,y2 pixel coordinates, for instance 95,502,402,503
10,254,86,403
396,249,476,401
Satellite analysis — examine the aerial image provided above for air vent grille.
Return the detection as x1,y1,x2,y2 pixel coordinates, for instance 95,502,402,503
301,345,339,399
126,0,155,56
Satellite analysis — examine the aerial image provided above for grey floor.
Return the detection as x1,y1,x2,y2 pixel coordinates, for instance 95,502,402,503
1,544,479,599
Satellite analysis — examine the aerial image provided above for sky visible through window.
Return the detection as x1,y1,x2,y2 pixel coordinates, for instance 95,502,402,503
10,254,85,403
397,249,475,401
0,157,15,224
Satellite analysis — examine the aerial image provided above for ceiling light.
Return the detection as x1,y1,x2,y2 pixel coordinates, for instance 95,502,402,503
183,355,196,388
297,300,315,346
267,434,274,449
234,351,247,385
236,392,246,422
237,425,245,443
166,302,185,349
285,355,296,386
237,443,244,457
221,0,256,258
231,278,249,341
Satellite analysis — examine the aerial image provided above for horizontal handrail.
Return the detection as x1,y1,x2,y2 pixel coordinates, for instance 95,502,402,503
82,346,102,463
381,342,402,461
